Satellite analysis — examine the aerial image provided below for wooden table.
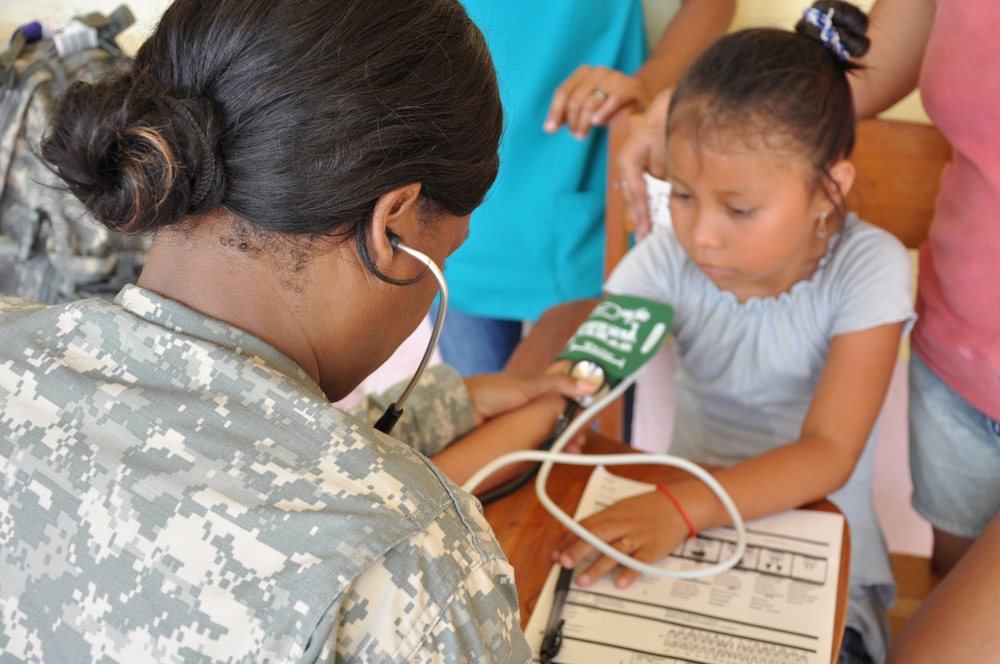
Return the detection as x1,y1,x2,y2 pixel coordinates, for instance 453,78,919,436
493,298,850,661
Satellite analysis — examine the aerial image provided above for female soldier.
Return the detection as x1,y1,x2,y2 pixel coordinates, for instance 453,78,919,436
0,0,586,660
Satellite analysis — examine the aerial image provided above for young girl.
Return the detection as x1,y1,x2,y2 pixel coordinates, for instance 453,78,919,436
553,2,913,662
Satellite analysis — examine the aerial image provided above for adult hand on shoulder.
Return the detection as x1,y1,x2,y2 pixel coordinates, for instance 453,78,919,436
552,489,688,589
616,88,672,240
464,371,595,427
544,65,649,140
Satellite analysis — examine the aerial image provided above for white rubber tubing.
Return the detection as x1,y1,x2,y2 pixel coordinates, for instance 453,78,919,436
462,369,747,579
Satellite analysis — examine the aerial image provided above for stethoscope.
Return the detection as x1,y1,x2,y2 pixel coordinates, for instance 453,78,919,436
373,232,747,579
372,232,449,435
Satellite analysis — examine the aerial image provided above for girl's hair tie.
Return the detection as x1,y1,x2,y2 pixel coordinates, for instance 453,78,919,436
802,7,849,60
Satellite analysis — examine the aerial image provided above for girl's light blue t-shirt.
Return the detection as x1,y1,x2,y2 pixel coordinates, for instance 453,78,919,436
607,214,914,464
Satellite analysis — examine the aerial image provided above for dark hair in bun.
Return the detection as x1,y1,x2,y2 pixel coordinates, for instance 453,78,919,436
667,1,870,215
44,78,225,233
42,0,502,279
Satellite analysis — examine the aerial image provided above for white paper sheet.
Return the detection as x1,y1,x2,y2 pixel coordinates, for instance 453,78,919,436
525,466,845,663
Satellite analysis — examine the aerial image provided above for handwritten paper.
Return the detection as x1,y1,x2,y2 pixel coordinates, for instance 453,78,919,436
525,466,845,663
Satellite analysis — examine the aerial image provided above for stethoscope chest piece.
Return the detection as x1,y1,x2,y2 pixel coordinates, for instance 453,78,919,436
568,359,610,407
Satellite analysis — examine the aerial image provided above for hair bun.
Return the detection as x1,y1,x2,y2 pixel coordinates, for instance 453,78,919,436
796,1,870,61
42,78,225,233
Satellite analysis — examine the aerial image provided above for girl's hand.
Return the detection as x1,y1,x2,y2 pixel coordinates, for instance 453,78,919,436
544,65,649,140
552,489,689,588
464,371,595,426
615,89,672,240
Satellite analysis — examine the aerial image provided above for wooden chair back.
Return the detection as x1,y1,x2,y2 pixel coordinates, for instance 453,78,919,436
847,118,952,249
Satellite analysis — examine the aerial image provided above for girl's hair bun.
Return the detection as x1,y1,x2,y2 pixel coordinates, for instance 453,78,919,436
42,75,224,234
796,1,870,62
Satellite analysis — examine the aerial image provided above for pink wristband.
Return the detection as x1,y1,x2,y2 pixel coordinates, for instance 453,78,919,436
657,484,697,539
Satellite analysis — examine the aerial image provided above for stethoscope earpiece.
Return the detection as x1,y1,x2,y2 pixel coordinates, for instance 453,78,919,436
386,229,401,251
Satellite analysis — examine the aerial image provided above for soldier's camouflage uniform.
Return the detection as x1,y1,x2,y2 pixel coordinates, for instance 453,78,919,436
0,285,531,663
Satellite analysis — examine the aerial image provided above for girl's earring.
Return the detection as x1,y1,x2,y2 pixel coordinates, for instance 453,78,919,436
817,211,828,239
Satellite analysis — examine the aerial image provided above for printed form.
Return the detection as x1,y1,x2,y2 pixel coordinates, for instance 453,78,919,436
526,466,845,663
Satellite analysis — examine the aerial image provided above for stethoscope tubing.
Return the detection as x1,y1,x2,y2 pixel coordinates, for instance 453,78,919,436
464,369,748,580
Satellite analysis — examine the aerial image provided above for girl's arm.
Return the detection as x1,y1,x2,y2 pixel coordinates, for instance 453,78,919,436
432,368,594,492
851,0,936,119
431,392,572,493
555,321,904,587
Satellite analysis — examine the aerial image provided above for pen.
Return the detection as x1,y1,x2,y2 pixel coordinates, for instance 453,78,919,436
539,566,573,664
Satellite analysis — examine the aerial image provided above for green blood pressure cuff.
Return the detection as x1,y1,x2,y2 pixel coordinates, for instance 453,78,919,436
557,295,674,386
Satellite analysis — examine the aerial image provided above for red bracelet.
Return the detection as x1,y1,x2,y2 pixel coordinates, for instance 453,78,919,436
657,484,697,539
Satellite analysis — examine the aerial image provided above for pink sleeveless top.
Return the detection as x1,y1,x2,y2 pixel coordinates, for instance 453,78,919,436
914,0,1000,419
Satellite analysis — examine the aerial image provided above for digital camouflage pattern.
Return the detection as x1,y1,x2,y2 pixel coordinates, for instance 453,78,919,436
0,285,531,663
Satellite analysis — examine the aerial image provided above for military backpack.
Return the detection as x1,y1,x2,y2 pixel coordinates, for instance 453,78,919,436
0,5,148,304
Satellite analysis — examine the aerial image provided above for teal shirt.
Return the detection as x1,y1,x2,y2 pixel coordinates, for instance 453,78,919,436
449,1,647,320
